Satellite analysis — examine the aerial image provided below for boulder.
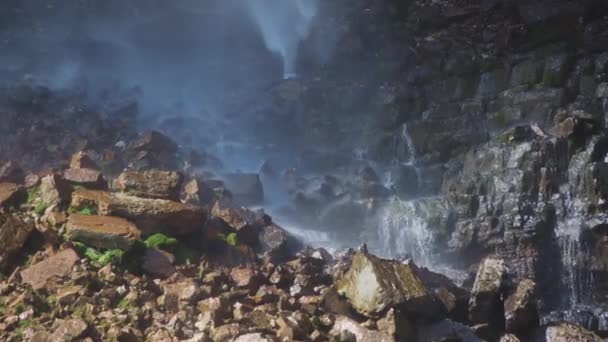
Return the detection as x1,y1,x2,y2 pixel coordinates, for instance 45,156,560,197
504,279,538,334
51,318,88,341
377,308,416,342
469,257,507,325
63,168,107,190
330,316,392,342
71,188,205,236
114,169,183,200
66,214,141,251
142,248,176,279
336,252,444,317
40,174,71,207
223,173,264,205
183,178,216,206
0,182,24,208
0,214,34,272
70,151,100,170
258,223,300,262
0,161,24,183
20,248,80,289
545,323,603,342
230,267,263,290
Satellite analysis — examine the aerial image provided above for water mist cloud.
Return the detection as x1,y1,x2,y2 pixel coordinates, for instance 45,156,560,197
242,0,320,79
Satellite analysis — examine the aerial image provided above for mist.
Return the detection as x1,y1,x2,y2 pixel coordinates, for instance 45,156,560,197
0,0,339,170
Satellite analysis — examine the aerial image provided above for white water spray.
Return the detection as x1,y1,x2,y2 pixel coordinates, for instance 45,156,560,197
242,0,320,79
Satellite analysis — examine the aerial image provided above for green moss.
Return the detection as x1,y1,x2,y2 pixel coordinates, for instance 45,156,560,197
26,186,40,204
218,232,238,247
72,305,86,319
68,205,97,215
116,298,133,310
34,202,48,215
74,242,124,267
144,233,178,249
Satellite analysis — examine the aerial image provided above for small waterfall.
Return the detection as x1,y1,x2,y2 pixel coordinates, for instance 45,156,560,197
555,218,594,307
376,198,434,265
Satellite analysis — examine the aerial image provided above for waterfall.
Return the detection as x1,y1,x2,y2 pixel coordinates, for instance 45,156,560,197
555,218,594,307
375,198,434,265
242,0,320,79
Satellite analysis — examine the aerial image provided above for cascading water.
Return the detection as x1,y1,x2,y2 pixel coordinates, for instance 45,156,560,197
242,0,320,79
375,198,434,264
555,217,594,308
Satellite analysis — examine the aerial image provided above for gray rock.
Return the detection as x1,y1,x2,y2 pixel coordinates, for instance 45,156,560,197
336,252,444,317
469,257,506,325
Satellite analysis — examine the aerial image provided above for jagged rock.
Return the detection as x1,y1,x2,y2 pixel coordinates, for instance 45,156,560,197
114,169,183,200
183,178,215,206
212,323,242,342
66,214,141,250
0,182,24,208
258,223,299,261
63,168,107,190
230,267,262,290
336,252,444,317
330,316,392,342
70,151,100,170
210,199,263,246
376,308,416,342
504,278,538,334
51,318,88,341
161,279,200,312
142,248,176,279
20,248,79,289
223,173,264,205
0,161,24,183
469,257,506,325
71,188,205,236
545,323,603,342
0,214,34,272
40,174,71,207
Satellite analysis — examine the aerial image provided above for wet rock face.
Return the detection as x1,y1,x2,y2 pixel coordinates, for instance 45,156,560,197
336,251,444,317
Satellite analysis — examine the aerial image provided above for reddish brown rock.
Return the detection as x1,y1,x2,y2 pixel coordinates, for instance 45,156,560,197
0,214,35,272
71,188,205,236
63,168,107,190
66,214,141,251
114,169,183,200
40,174,72,206
142,248,176,279
70,151,100,170
183,178,216,206
0,182,24,208
230,267,263,290
20,248,79,289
